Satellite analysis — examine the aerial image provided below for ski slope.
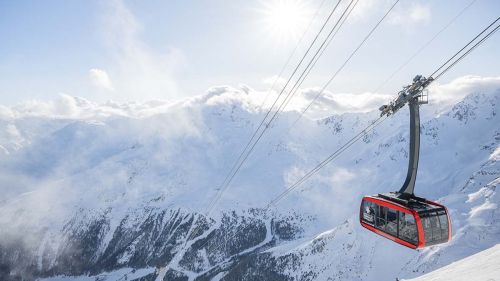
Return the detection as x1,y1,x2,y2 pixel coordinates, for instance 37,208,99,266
403,244,500,281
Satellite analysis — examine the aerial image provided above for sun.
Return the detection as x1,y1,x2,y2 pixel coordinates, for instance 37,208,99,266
260,0,312,42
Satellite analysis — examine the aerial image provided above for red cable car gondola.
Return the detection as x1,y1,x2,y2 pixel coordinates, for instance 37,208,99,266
359,75,452,249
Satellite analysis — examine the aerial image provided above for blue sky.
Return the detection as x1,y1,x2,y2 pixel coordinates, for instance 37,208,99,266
0,0,499,105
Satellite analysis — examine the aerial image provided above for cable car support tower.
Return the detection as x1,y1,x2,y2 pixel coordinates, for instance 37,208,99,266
378,75,433,203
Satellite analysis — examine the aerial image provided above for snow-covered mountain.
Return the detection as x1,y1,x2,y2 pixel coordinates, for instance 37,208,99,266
0,76,499,281
403,244,500,281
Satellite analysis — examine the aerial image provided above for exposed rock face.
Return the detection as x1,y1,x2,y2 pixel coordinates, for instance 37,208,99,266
0,205,308,281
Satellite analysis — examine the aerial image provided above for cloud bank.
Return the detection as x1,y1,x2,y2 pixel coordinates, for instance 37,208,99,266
1,76,499,121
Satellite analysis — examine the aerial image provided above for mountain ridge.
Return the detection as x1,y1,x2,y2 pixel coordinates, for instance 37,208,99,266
0,76,499,280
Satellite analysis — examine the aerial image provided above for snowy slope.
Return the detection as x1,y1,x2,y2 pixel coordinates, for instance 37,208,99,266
0,76,499,281
403,243,500,281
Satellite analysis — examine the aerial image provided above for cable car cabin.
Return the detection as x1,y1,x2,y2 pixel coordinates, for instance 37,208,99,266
360,193,451,249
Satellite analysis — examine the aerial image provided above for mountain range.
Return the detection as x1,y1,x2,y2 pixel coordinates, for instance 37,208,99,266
0,75,499,281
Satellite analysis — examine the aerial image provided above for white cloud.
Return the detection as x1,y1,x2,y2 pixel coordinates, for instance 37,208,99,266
0,105,14,119
388,2,431,26
2,76,499,121
409,3,431,23
263,75,287,90
89,68,114,91
7,94,85,118
348,0,378,21
428,75,500,112
242,75,500,119
99,0,187,101
183,75,500,119
259,87,393,118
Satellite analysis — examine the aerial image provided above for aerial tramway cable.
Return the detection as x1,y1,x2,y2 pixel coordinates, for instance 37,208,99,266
278,0,361,114
182,10,499,280
267,116,387,207
169,10,499,280
193,116,388,278
291,0,400,126
197,17,500,262
279,0,475,139
193,0,402,261
204,0,344,216
273,0,360,122
431,16,500,80
208,0,396,216
259,0,329,109
267,15,500,207
373,0,478,94
164,1,349,270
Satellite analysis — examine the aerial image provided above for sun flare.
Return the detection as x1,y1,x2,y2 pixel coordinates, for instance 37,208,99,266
261,0,312,42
